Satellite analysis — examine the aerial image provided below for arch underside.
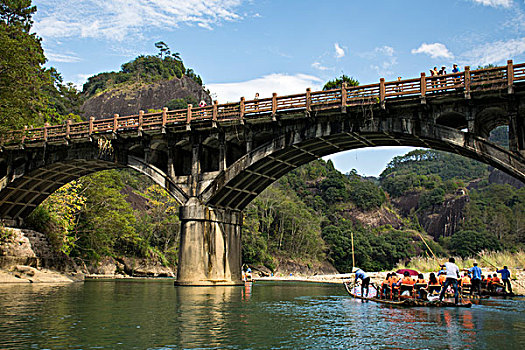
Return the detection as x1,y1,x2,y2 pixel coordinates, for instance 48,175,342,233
204,125,525,211
0,159,119,220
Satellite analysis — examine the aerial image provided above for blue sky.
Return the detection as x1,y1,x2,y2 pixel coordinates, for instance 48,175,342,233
32,0,524,176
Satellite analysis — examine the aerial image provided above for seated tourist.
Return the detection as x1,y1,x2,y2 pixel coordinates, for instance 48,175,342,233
390,273,400,299
380,273,392,299
427,273,441,295
460,272,471,295
399,272,416,298
414,273,427,299
491,274,503,292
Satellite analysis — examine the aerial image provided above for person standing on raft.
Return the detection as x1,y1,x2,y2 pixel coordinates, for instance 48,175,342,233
496,266,513,294
439,257,461,304
354,268,371,298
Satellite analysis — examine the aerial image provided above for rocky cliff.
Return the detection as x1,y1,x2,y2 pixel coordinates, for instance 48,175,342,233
82,75,212,119
391,191,469,240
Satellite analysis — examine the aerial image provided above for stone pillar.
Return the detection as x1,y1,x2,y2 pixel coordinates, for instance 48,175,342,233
176,197,243,286
510,113,525,157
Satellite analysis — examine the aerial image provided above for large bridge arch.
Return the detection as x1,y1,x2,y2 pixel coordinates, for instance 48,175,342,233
201,120,525,211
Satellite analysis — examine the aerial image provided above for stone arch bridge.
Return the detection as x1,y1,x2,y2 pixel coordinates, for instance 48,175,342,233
1,61,524,285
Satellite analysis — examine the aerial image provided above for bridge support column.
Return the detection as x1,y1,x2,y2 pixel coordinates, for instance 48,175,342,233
176,198,243,286
509,114,525,157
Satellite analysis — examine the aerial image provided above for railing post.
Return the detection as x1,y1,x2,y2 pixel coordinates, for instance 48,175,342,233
66,119,71,139
113,114,119,133
162,107,168,126
272,93,277,121
186,104,192,130
44,123,49,141
420,73,426,97
240,97,245,124
507,59,514,94
22,126,27,143
89,117,94,136
464,66,471,99
162,107,168,133
138,110,144,133
305,88,311,115
379,78,386,109
212,100,218,128
341,82,347,112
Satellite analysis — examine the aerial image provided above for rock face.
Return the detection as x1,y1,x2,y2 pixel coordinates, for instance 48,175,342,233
86,256,175,278
269,256,338,276
488,168,524,188
81,75,212,119
343,205,403,229
392,192,469,240
417,194,469,240
0,228,176,280
0,228,71,270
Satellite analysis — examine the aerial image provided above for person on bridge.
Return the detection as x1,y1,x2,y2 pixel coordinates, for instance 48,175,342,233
467,262,482,296
439,257,460,304
438,66,447,88
496,266,513,294
354,267,371,298
452,64,461,84
430,66,439,89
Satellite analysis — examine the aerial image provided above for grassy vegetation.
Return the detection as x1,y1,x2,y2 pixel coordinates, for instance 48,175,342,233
395,250,525,272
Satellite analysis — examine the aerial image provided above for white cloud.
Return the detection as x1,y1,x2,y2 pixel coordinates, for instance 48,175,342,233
469,0,512,8
375,45,394,57
460,37,525,66
72,74,93,90
34,0,244,41
411,43,454,59
334,43,345,58
311,62,332,71
207,74,323,103
45,51,82,63
362,46,397,77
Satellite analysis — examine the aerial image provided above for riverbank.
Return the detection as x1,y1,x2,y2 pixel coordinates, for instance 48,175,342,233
0,265,84,283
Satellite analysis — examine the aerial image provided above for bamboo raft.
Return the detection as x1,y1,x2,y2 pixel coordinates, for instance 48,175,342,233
344,282,472,308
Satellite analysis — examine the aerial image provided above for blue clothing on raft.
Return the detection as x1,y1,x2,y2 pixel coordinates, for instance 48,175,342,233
497,268,511,280
354,269,368,281
469,266,482,280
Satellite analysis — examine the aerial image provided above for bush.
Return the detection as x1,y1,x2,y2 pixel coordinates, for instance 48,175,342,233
449,230,501,258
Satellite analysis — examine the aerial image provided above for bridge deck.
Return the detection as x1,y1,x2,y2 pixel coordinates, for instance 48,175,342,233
1,61,524,146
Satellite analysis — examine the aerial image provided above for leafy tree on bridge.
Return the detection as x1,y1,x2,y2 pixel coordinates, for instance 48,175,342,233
323,74,359,90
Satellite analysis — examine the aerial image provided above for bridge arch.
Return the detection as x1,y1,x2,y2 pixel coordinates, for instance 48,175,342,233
201,121,525,211
0,148,190,222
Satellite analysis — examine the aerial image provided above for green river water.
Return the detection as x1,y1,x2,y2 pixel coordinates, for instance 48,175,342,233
0,280,524,349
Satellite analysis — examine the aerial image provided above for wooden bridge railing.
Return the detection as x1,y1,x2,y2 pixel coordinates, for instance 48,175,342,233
3,60,525,146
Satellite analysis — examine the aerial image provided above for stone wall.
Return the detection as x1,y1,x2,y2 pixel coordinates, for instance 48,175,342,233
0,228,74,270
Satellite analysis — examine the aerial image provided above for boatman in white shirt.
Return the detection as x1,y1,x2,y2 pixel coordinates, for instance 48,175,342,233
438,257,461,304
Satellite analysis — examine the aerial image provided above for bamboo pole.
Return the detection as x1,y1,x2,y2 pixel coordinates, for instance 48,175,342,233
415,230,439,262
351,230,355,271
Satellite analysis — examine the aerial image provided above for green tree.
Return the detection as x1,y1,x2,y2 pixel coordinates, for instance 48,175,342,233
323,74,359,90
448,230,501,258
0,0,51,132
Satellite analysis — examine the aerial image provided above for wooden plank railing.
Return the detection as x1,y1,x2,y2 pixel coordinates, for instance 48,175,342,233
2,60,525,146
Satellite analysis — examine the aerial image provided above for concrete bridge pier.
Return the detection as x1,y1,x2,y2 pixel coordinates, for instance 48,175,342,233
509,114,525,157
175,197,243,286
